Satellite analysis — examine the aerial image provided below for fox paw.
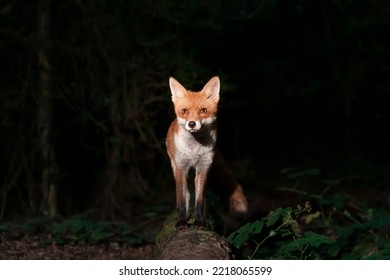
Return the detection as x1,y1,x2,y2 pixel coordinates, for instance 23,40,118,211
193,220,210,230
175,220,188,229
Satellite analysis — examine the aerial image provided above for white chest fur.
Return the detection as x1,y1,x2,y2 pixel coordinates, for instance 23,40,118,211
173,126,216,172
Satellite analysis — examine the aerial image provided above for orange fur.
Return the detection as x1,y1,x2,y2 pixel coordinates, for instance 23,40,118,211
166,76,248,229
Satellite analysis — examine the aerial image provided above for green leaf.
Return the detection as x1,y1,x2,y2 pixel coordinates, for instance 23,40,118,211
366,208,390,228
302,232,333,247
281,230,292,238
249,220,264,234
266,207,283,227
283,207,293,214
70,218,92,233
51,220,73,234
90,229,108,242
51,217,93,234
227,220,266,249
227,222,252,249
278,231,333,255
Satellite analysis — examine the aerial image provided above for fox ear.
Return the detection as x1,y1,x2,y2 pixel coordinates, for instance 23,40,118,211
202,76,220,102
169,77,187,101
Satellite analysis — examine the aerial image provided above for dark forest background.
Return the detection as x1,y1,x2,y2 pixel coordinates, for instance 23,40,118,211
1,0,389,232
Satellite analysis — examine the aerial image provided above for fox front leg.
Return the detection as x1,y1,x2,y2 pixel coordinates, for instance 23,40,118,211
193,168,210,229
174,168,189,228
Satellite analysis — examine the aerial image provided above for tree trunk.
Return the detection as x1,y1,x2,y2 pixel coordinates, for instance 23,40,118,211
37,0,58,216
155,220,232,260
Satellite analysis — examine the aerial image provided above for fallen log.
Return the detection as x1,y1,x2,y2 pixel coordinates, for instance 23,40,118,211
155,218,232,260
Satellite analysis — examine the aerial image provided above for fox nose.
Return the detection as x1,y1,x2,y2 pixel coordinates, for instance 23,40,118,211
188,121,196,128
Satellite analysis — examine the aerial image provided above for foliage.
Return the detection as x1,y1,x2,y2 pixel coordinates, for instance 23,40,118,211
227,168,390,259
0,208,164,246
228,198,390,259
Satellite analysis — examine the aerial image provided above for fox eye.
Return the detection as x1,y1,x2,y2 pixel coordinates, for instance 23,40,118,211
181,108,188,115
200,108,207,114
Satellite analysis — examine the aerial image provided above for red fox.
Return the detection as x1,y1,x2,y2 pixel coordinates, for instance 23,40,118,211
166,76,248,229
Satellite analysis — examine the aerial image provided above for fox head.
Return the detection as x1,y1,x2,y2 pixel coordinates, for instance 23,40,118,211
169,76,220,133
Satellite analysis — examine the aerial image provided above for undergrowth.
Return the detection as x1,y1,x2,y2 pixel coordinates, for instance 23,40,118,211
227,168,390,259
1,167,389,260
0,207,165,247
